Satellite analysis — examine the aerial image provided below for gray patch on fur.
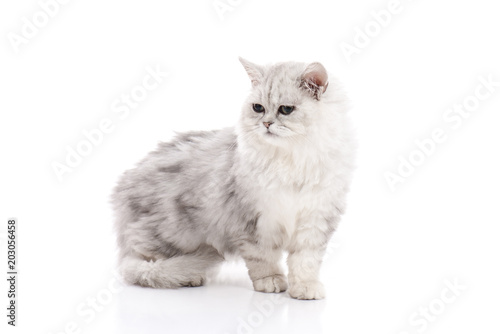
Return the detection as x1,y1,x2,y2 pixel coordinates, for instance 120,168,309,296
128,195,159,218
158,164,182,174
244,255,265,263
175,195,199,229
151,239,183,258
245,213,260,236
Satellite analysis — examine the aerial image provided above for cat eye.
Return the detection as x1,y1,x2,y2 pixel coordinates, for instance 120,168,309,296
279,105,294,115
252,104,265,113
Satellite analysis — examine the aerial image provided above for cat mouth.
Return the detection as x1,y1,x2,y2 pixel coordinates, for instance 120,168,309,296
264,130,278,137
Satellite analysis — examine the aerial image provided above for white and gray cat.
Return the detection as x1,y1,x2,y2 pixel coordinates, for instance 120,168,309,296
112,58,355,300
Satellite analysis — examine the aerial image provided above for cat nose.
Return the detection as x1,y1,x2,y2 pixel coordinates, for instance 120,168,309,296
263,121,273,129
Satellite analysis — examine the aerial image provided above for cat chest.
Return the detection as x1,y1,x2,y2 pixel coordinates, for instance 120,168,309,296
254,186,322,248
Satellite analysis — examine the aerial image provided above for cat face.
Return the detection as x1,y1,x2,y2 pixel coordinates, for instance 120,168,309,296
238,58,329,146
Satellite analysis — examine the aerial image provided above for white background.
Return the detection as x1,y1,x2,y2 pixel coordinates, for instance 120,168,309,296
1,0,499,333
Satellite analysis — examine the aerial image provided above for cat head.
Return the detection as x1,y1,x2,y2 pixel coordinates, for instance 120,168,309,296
238,58,331,147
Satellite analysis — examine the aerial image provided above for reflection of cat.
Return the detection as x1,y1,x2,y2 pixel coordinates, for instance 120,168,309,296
112,58,356,299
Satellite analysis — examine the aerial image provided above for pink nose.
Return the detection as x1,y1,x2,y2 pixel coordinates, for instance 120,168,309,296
263,122,273,129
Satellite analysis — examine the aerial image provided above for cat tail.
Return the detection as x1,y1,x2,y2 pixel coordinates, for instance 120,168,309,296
120,248,224,288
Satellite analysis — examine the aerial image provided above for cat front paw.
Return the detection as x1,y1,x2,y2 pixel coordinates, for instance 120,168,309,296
288,281,325,300
253,274,288,293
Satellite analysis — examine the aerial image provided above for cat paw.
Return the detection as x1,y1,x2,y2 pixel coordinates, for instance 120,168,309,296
180,276,205,287
288,281,325,300
253,274,288,293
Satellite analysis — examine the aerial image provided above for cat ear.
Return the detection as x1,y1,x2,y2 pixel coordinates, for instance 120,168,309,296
239,57,263,87
301,62,329,100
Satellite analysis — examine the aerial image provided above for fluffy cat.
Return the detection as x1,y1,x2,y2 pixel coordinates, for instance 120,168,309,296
112,58,355,300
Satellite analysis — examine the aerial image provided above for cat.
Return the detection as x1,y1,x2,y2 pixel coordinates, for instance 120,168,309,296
111,58,355,300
